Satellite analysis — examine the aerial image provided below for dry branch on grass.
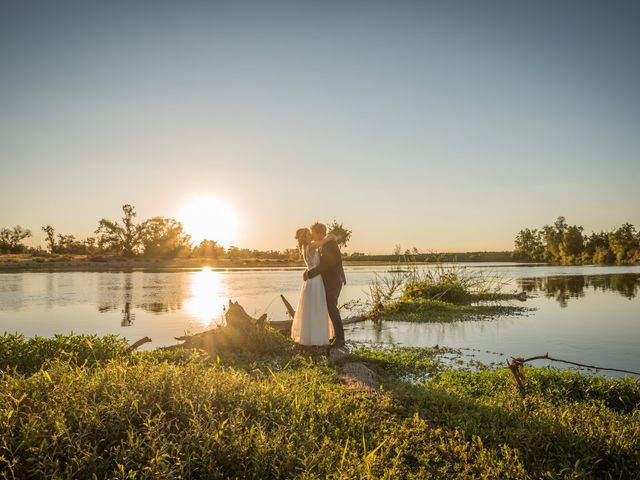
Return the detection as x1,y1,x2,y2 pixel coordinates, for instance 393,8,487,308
507,353,640,401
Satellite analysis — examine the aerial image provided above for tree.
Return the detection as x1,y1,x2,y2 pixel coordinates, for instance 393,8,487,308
193,239,225,258
560,225,584,263
227,246,240,260
284,248,300,262
393,244,402,256
0,225,32,253
56,234,78,253
514,217,639,265
95,204,144,256
140,217,192,257
41,225,57,253
541,216,567,262
608,223,639,264
327,219,352,247
592,246,614,265
513,228,544,261
84,237,97,253
585,231,609,256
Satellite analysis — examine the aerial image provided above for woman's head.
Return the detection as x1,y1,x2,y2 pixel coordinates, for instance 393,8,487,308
295,227,310,247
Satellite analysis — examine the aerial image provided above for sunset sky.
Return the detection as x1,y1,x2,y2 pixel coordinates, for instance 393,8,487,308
1,1,639,253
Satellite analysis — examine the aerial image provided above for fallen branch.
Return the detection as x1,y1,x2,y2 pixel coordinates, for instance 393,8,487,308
507,352,640,402
506,359,527,400
512,353,640,376
280,294,296,319
128,336,152,352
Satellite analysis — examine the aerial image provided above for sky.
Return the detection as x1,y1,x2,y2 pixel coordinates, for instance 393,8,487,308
1,0,639,253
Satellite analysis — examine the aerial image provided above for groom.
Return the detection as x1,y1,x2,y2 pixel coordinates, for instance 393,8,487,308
303,222,347,347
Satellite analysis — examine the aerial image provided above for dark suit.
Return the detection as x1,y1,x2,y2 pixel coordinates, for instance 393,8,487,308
307,239,346,342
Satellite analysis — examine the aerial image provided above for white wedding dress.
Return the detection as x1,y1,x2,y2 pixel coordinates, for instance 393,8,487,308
291,245,334,345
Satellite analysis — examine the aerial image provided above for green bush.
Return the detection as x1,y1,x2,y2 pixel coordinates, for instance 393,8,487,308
402,280,471,303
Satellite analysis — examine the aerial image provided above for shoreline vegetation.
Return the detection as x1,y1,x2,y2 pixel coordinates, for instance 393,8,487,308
0,251,522,271
2,206,639,271
1,322,638,478
513,216,640,265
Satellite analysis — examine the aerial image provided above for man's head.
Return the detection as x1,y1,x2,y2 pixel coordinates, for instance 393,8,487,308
310,222,327,241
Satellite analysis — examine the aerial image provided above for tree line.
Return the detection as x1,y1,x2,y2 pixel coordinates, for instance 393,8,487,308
0,204,352,261
513,216,640,265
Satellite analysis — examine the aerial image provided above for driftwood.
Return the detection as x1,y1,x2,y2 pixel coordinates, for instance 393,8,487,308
280,294,296,318
506,359,527,400
128,336,152,352
507,352,640,401
172,296,369,352
174,300,267,353
512,353,640,376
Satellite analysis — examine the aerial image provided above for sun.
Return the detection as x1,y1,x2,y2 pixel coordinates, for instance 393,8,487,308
177,196,238,246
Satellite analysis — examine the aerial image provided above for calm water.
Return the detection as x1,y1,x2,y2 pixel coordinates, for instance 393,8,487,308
1,264,639,376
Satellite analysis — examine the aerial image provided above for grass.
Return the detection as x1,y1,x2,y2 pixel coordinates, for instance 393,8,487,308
1,332,639,478
368,263,532,323
378,298,530,322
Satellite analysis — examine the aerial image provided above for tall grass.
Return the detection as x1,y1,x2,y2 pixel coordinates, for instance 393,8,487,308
0,351,529,479
1,334,638,478
0,333,130,374
401,263,511,303
366,263,526,322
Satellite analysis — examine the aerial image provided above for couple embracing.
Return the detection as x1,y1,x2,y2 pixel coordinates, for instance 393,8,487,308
291,222,346,348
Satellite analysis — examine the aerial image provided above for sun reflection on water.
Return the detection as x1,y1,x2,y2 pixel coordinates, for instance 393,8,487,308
184,267,227,327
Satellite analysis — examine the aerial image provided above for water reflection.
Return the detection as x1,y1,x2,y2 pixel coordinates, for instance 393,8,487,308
184,267,227,328
121,302,135,327
94,269,228,327
96,272,187,322
518,274,640,307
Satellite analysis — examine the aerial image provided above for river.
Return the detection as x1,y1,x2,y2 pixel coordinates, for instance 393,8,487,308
1,264,638,376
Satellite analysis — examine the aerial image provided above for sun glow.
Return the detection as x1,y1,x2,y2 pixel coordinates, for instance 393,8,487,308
178,196,238,246
184,267,228,327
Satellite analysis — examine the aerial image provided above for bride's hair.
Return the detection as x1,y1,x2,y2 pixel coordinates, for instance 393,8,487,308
295,228,309,248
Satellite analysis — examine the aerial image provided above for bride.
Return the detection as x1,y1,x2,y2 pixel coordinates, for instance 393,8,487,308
290,227,335,346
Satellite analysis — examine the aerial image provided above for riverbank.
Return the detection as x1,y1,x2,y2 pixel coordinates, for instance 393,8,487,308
0,253,535,272
1,329,638,478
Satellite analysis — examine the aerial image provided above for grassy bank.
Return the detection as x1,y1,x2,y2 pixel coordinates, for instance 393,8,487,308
1,331,638,478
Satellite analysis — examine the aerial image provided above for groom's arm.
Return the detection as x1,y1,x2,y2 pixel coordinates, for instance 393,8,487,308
307,241,341,279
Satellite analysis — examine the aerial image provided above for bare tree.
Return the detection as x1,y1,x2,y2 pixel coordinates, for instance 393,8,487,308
0,226,32,253
41,225,56,253
95,204,144,256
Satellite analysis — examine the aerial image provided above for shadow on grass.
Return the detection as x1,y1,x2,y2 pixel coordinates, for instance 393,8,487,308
344,351,639,478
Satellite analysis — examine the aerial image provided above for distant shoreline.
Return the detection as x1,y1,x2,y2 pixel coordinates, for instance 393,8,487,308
0,252,540,272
